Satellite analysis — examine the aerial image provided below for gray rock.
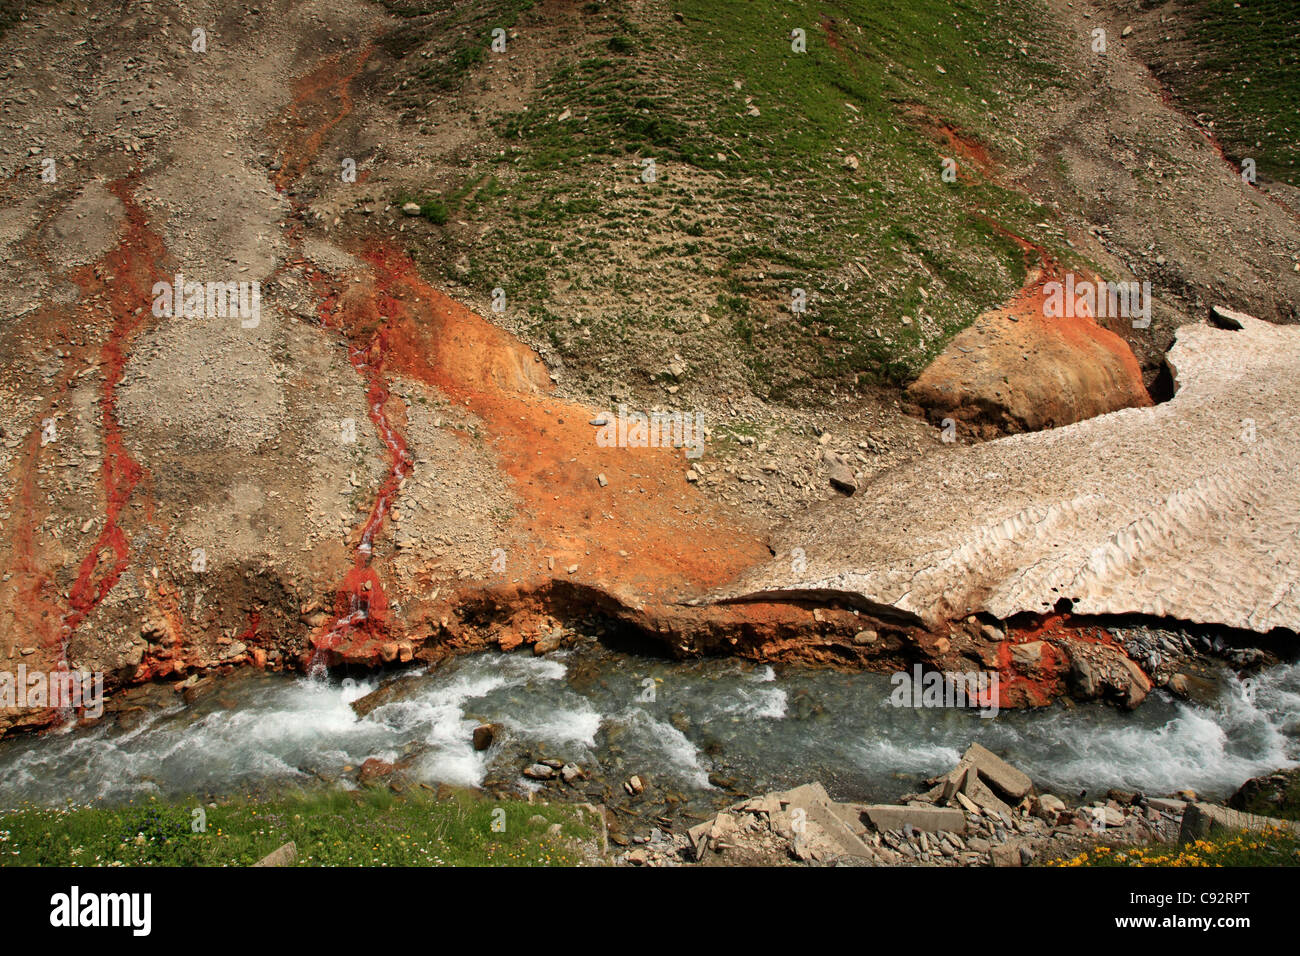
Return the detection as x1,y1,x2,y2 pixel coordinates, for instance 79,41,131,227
1179,802,1300,844
956,743,1033,801
828,464,857,495
253,841,297,867
860,803,967,834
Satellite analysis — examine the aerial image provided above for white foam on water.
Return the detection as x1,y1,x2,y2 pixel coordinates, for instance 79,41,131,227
1,652,1296,807
360,651,578,788
991,666,1300,797
851,737,965,778
613,706,712,789
502,704,602,749
705,684,788,721
411,744,488,790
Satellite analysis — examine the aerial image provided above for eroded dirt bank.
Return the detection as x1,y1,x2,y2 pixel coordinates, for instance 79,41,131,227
0,0,1295,739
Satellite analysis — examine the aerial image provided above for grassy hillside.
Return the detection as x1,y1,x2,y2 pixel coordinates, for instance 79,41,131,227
381,0,1077,403
1157,0,1300,186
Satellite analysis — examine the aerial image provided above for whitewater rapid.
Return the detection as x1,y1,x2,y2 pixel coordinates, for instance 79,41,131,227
0,648,1294,808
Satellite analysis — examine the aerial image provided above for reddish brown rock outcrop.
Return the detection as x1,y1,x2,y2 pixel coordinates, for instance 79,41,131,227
909,258,1151,436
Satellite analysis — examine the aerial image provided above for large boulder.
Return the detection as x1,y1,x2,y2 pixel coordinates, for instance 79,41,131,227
908,268,1151,435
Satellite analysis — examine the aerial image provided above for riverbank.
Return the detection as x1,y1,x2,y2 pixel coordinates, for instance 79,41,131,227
3,758,1296,868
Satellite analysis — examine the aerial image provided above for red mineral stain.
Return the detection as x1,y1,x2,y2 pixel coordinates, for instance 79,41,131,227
305,266,410,666
0,177,163,676
268,45,372,193
60,180,160,651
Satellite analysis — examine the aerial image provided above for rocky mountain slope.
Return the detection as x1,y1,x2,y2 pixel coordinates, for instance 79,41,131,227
0,0,1295,736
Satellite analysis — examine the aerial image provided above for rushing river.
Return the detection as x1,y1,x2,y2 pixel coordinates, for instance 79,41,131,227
0,643,1296,813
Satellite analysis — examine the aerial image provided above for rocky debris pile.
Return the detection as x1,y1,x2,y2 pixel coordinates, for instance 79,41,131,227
907,745,1188,848
620,745,1193,866
1060,641,1152,709
521,758,586,788
1112,623,1272,697
915,743,1032,814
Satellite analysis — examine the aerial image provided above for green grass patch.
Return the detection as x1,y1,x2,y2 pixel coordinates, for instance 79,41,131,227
1154,0,1299,185
0,789,599,867
397,192,450,224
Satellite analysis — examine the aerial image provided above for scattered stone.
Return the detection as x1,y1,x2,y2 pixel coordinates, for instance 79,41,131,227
1011,640,1044,666
523,763,555,780
253,841,297,867
1229,768,1300,819
828,464,857,495
990,841,1022,866
357,758,399,788
1036,793,1066,817
401,201,421,216
1209,305,1249,330
954,743,1033,801
351,675,426,718
472,723,500,751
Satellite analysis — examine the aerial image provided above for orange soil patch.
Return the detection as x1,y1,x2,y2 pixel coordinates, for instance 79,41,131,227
1,179,164,664
901,111,1149,432
259,46,770,666
993,614,1148,709
61,180,161,645
295,241,774,664
332,243,772,603
0,176,178,736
